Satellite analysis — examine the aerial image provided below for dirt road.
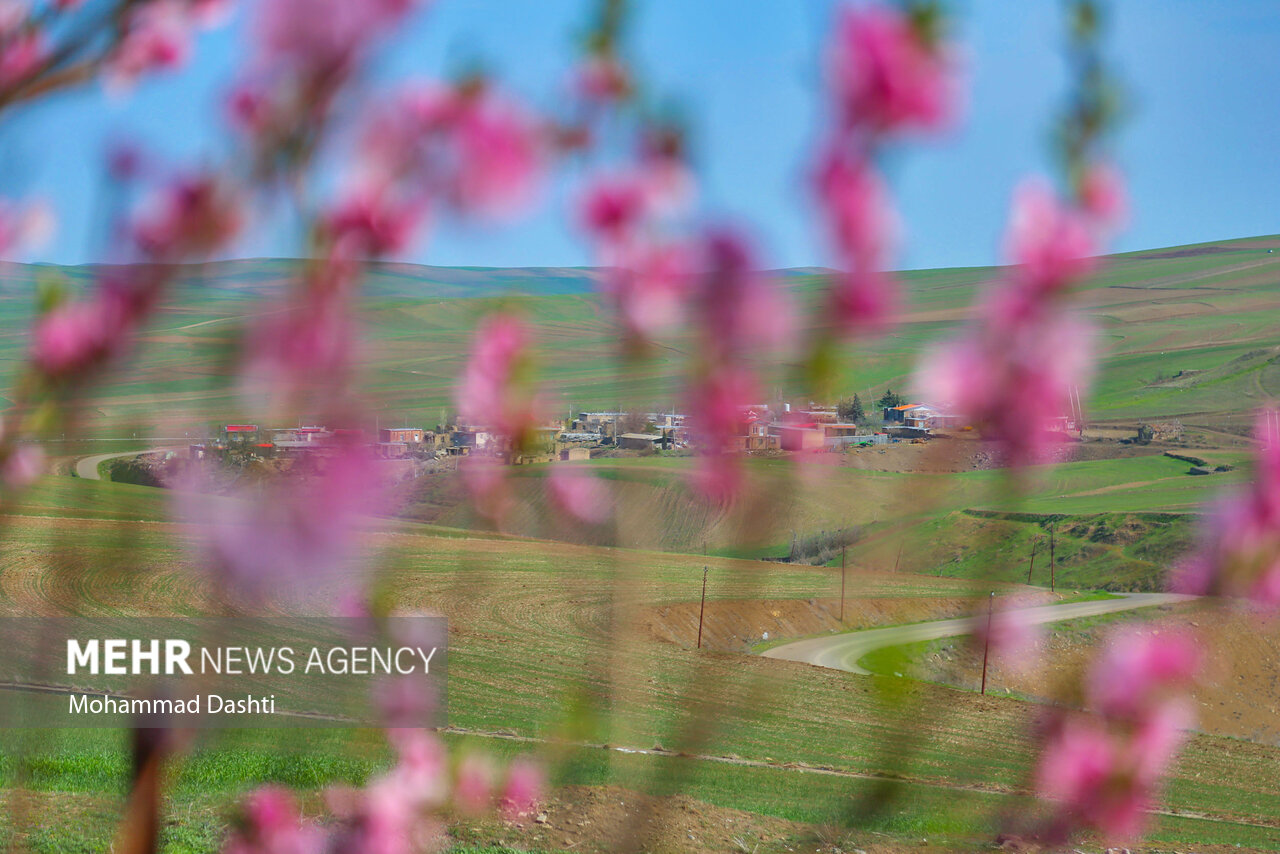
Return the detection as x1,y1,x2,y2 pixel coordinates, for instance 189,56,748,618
761,592,1192,674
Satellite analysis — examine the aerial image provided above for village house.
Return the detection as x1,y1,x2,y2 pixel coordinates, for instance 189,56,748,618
776,424,824,451
822,423,864,447
618,432,663,451
882,403,924,423
903,406,962,432
379,427,424,444
223,424,260,444
375,441,410,459
729,411,778,451
451,428,497,453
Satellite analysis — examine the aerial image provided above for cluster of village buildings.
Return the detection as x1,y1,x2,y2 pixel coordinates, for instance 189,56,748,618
195,399,1014,465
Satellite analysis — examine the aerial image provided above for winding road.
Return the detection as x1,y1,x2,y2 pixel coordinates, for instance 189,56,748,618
74,447,179,480
761,592,1193,674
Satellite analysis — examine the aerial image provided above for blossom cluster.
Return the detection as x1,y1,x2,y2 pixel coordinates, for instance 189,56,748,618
813,3,955,334
579,135,697,344
1034,625,1199,843
1175,408,1280,609
30,173,242,383
920,170,1122,468
224,730,543,854
0,0,228,98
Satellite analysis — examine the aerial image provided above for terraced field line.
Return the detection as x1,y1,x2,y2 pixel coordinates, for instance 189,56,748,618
761,592,1192,674
0,683,1270,832
74,447,178,480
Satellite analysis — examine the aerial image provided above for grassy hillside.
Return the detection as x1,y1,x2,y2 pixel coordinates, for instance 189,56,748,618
2,480,1279,849
2,235,1280,436
4,239,1280,849
848,509,1197,591
398,452,1241,568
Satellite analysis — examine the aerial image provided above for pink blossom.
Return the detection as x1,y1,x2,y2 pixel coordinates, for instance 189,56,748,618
687,365,758,502
1086,626,1201,719
919,178,1103,467
133,175,242,259
681,231,792,500
1035,701,1191,845
0,2,26,35
971,602,1041,676
602,239,695,340
580,174,649,245
637,133,696,215
255,0,421,78
107,1,194,90
575,54,629,102
1035,717,1116,818
0,30,45,86
190,0,234,29
547,464,611,524
0,197,53,257
499,758,544,820
827,4,953,135
174,444,383,605
1004,178,1097,295
240,292,357,414
1,443,43,487
1174,409,1280,609
692,230,793,359
327,730,446,854
227,80,272,135
459,456,513,524
449,92,542,218
1032,622,1199,844
453,754,495,815
920,311,1093,466
385,728,447,802
1079,162,1128,229
324,188,426,259
222,786,323,854
373,674,437,730
829,268,898,333
1129,699,1193,785
1035,715,1154,843
107,143,145,182
456,313,538,447
29,294,124,377
814,149,897,270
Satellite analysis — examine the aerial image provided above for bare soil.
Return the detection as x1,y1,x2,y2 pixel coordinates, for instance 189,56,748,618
907,600,1280,745
642,591,1065,653
460,783,1278,854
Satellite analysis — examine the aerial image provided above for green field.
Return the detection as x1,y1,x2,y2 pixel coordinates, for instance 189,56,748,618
4,237,1280,850
2,470,1279,850
3,235,1280,436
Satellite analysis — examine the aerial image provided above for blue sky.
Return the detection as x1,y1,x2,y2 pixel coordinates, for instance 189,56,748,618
4,0,1279,270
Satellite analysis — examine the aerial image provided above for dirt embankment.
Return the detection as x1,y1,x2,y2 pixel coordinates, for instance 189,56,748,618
641,590,1065,653
832,432,1165,474
909,601,1280,745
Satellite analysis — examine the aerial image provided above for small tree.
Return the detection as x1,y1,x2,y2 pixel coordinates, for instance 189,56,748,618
1136,423,1155,445
620,410,652,434
877,388,905,410
838,395,866,423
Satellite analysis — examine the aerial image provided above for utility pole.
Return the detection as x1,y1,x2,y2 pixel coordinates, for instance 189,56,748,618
696,564,709,650
840,546,847,623
1026,538,1038,584
980,591,994,695
1049,522,1056,593
893,541,903,573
